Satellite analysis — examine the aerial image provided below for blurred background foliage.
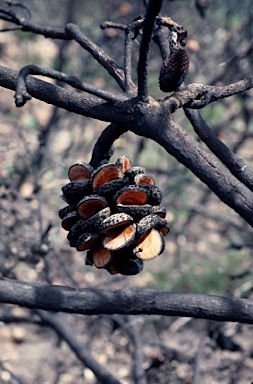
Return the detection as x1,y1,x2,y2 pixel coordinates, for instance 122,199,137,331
0,0,253,383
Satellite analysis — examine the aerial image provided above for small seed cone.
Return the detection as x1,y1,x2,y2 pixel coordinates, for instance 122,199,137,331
159,48,189,92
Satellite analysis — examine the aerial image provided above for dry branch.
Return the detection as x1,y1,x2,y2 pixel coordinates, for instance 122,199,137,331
0,278,253,324
1,65,253,226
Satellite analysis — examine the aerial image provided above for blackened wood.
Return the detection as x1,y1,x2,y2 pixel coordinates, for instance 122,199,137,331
0,278,253,324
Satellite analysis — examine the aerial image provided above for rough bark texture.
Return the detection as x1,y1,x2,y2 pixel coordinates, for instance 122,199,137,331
0,278,253,324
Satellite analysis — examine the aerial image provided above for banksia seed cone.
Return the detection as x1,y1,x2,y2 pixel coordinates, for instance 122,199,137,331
159,48,189,92
59,156,170,276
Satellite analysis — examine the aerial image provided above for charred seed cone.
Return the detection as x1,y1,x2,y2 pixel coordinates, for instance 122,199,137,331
159,48,189,92
59,156,170,275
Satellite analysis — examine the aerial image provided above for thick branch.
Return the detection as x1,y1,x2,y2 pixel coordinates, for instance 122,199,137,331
15,64,127,107
0,65,122,123
0,278,253,324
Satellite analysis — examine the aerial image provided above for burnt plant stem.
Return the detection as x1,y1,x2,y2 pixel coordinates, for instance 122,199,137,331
138,0,163,101
65,23,134,92
90,124,128,168
112,315,147,384
1,278,253,324
0,8,68,38
15,64,126,107
168,78,253,111
125,28,136,95
184,108,253,192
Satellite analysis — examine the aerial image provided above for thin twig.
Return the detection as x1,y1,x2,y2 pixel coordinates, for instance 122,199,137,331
184,108,253,192
168,78,253,111
193,338,205,384
112,315,147,384
124,18,144,95
138,0,163,100
0,7,68,38
65,23,135,93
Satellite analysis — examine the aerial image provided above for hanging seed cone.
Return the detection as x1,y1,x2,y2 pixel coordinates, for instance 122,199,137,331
134,228,165,260
60,155,171,275
68,162,93,181
159,48,189,92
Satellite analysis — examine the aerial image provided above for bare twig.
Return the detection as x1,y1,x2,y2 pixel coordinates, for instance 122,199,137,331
112,315,147,384
184,109,253,192
168,78,253,111
65,23,135,93
138,0,163,100
0,7,68,38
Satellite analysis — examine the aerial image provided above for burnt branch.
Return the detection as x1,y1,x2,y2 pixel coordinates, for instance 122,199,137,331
65,23,134,93
101,18,144,96
14,64,127,107
112,315,147,384
184,109,253,192
1,278,253,324
90,124,128,168
138,0,163,100
0,5,68,39
124,18,144,95
168,78,253,111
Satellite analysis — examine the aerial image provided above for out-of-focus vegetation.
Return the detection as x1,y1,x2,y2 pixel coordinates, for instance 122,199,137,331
0,1,253,383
